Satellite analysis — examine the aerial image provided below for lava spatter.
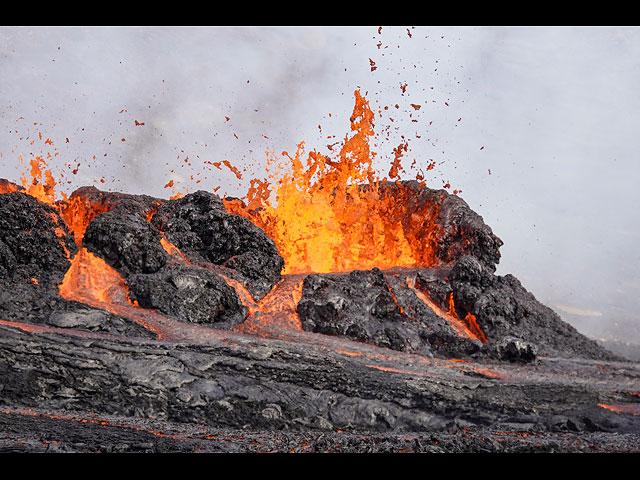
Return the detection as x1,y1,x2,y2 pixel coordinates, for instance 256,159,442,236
224,90,439,275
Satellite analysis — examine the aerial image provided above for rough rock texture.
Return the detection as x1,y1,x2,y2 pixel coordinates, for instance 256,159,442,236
0,323,638,453
0,180,638,452
151,190,285,300
296,268,482,359
0,192,77,290
0,190,158,339
444,255,617,361
83,211,169,276
126,264,247,328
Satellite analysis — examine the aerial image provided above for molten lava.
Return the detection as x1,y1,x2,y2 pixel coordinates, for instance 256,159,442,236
19,155,59,205
224,90,438,275
1,89,485,348
58,247,136,306
406,276,487,344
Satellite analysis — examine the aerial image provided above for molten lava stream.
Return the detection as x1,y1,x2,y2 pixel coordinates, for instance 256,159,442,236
405,275,487,343
58,247,172,340
231,275,306,336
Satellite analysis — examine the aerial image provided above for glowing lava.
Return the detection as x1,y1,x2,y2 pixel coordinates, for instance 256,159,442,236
58,247,136,306
19,155,59,205
234,275,305,335
224,90,438,275
1,89,486,348
406,276,487,344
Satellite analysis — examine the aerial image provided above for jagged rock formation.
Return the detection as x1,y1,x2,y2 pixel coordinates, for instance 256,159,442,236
84,211,170,276
126,264,247,328
151,190,285,301
0,192,77,290
296,268,482,359
0,178,637,453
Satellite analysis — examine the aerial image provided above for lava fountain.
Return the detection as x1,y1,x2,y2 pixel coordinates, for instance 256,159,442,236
224,90,441,275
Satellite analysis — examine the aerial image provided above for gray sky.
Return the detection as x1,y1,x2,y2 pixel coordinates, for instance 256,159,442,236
1,26,639,344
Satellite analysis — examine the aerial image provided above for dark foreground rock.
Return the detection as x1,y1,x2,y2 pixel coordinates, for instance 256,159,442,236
0,192,77,290
83,210,169,276
0,323,639,453
296,268,482,359
126,264,247,328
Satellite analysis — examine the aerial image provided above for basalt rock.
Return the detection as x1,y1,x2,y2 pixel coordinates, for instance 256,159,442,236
484,336,538,363
151,190,284,301
0,190,157,339
126,264,247,328
83,211,169,277
0,192,77,290
444,255,617,361
297,268,429,354
296,267,483,359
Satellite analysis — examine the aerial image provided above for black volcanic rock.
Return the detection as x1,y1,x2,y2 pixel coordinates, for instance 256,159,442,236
0,190,156,339
63,185,165,222
296,268,483,358
484,336,538,363
0,192,77,290
151,190,284,300
442,255,618,361
126,264,247,328
296,268,426,354
1,322,638,453
83,211,169,276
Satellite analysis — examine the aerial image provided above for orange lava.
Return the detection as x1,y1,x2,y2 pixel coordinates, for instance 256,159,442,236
234,275,305,335
0,181,21,195
19,155,59,205
597,403,640,416
446,292,487,344
224,90,439,275
58,247,137,306
57,194,110,246
160,235,189,262
406,276,486,343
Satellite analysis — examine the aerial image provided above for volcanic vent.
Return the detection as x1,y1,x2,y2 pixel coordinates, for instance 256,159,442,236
0,90,637,453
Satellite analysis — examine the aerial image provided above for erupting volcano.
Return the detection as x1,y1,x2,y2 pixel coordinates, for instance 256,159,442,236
0,89,639,453
224,90,435,275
